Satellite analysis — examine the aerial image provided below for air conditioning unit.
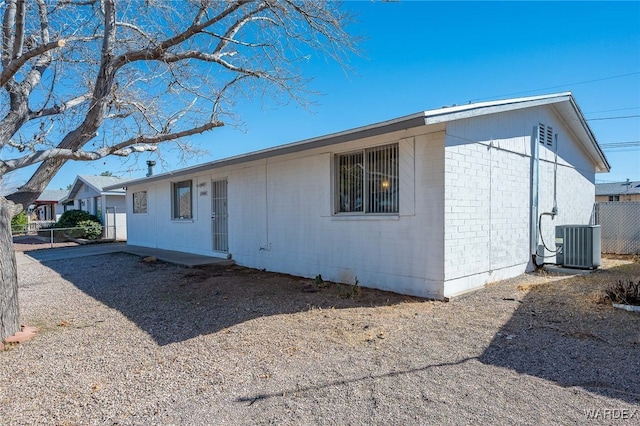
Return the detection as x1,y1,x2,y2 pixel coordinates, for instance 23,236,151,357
555,225,601,269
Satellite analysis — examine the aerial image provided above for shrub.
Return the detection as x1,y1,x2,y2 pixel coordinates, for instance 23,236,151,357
11,211,28,233
338,276,360,299
605,280,640,306
77,220,103,240
56,209,101,228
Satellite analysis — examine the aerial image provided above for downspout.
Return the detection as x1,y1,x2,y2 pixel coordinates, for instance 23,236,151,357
530,125,540,268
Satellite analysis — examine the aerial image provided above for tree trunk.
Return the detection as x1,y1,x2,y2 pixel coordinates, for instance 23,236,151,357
0,197,20,341
6,157,65,210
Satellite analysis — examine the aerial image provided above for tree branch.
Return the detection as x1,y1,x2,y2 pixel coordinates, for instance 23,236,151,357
212,5,271,56
10,0,24,60
0,145,158,173
1,120,224,174
0,39,66,89
113,0,250,68
29,92,91,119
1,0,17,68
161,50,262,77
109,120,224,152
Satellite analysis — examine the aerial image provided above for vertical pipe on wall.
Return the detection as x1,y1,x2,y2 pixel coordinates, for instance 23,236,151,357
552,133,558,215
530,125,540,263
265,159,269,249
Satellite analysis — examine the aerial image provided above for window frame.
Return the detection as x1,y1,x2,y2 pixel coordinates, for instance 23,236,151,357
132,190,148,214
334,143,399,215
172,180,193,220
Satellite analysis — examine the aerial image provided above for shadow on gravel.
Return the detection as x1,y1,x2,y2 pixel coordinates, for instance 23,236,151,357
479,263,640,405
236,357,476,406
44,253,418,347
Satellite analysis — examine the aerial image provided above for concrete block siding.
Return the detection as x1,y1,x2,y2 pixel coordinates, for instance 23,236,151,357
123,94,606,300
127,127,448,299
443,107,596,297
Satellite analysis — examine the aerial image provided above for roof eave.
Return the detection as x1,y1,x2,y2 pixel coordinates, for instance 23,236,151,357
104,113,428,189
566,96,610,173
105,92,611,188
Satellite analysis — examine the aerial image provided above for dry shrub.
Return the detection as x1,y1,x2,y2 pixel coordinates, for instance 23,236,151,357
605,279,640,306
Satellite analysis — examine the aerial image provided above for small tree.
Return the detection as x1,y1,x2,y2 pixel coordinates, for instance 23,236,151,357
0,0,357,340
10,210,27,233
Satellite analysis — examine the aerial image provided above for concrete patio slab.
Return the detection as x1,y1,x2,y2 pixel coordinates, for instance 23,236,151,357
19,242,233,268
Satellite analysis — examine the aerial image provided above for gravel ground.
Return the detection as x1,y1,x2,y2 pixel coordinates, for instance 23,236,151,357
1,252,639,425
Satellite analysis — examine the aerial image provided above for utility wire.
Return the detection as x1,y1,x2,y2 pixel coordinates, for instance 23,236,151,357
468,71,640,103
586,106,640,114
587,115,640,121
600,140,640,148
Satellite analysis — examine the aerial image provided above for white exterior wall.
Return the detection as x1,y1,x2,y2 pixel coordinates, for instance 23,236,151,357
74,183,98,214
443,107,596,297
105,195,127,240
125,104,600,300
126,128,447,298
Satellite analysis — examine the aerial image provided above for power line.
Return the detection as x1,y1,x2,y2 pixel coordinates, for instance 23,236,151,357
468,71,640,103
600,141,640,147
599,140,640,151
587,115,640,121
586,106,640,114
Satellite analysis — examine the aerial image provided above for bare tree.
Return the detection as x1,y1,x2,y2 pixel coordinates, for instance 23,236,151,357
0,0,356,340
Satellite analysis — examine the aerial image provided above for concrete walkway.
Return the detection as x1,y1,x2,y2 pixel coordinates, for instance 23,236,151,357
17,242,234,268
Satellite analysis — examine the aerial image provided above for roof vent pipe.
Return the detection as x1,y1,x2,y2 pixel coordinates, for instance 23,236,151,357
146,160,156,177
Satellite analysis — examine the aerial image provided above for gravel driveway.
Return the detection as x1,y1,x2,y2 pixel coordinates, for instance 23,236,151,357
1,252,639,425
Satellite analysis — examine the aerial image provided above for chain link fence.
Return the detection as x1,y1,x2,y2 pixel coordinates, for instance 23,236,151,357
591,202,640,254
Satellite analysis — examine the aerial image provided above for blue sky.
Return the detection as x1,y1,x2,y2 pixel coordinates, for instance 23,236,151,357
23,1,640,189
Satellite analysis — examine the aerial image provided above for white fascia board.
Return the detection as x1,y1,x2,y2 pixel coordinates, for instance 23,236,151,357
567,97,610,172
422,94,573,125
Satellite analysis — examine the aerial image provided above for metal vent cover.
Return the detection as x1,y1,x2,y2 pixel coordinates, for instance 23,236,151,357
539,123,554,147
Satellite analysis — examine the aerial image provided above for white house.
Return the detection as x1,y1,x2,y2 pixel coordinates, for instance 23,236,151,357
62,175,128,240
108,93,609,299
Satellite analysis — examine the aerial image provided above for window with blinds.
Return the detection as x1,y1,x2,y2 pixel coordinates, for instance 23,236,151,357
336,143,399,214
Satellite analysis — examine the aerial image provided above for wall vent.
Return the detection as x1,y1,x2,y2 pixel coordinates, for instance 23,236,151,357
539,123,554,147
555,225,601,269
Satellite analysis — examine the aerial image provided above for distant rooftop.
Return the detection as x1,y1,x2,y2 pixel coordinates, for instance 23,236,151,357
78,174,128,191
35,189,68,204
596,181,640,196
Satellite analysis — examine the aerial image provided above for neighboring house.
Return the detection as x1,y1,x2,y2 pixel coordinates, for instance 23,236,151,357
32,189,70,221
62,175,128,240
106,92,609,299
595,180,640,202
